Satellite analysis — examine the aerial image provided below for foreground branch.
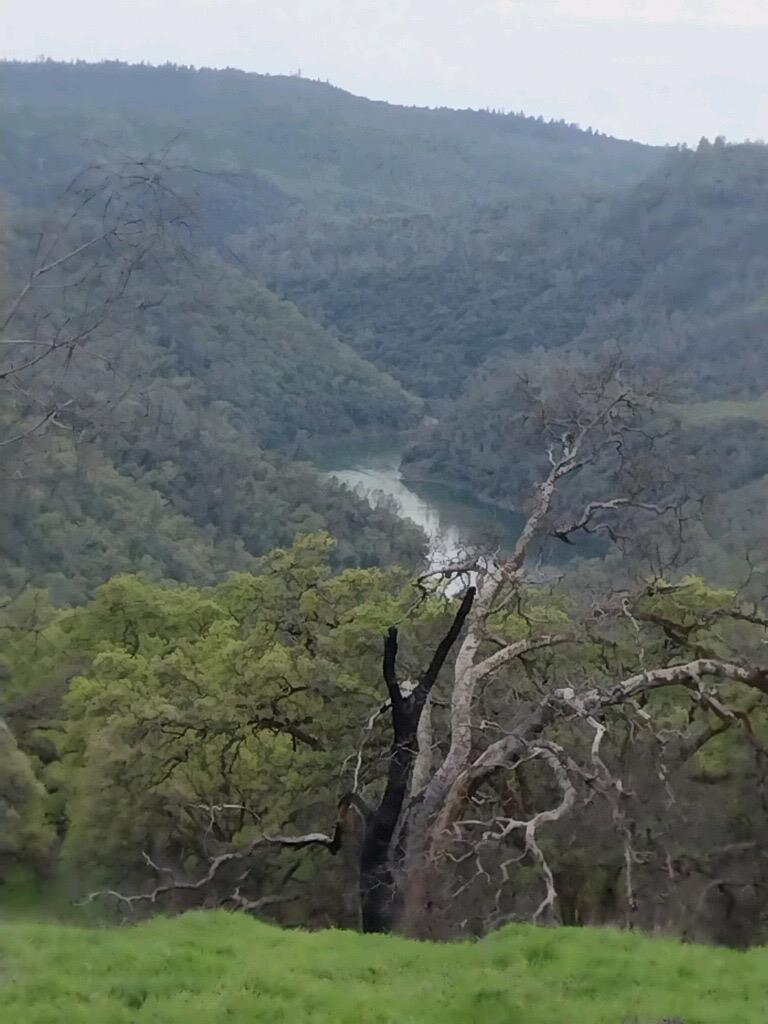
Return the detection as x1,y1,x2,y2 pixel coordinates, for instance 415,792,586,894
84,825,345,911
435,658,768,851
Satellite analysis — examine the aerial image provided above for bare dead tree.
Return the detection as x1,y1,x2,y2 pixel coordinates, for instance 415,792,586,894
88,363,768,939
344,363,767,937
357,585,476,932
375,367,767,938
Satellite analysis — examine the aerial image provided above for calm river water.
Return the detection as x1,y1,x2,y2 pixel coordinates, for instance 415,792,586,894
313,438,598,568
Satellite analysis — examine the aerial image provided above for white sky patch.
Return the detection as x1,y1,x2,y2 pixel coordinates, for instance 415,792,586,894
2,0,767,145
496,0,768,27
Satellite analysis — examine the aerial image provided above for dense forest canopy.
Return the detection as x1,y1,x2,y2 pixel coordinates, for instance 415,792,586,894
0,58,661,213
252,140,768,399
3,59,768,951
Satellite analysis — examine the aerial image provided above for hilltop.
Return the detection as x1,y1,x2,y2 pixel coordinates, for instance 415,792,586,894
0,58,661,218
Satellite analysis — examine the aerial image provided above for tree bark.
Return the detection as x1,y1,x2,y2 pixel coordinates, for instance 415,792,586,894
359,588,475,932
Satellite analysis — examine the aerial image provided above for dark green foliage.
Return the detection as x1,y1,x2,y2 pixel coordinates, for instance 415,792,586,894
357,142,768,527
1,191,424,600
401,357,768,513
4,539,767,940
0,721,54,879
0,59,660,216
4,59,768,953
11,61,758,571
0,59,661,410
257,142,768,400
111,250,420,452
0,397,425,602
0,534,454,908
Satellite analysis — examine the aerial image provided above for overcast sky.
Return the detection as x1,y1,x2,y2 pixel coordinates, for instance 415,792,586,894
3,0,767,145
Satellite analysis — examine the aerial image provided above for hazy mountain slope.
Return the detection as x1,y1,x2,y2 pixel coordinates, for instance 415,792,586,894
256,141,768,398
0,58,664,404
0,59,662,220
0,404,426,604
11,60,761,595
395,142,768,513
1,210,425,600
109,249,420,451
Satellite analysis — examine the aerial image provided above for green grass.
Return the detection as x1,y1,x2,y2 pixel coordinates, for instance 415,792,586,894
0,912,766,1023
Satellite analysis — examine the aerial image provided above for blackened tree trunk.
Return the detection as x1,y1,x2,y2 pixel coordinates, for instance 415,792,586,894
359,588,475,932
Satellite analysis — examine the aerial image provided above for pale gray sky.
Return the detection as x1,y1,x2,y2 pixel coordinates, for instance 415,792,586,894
3,0,767,145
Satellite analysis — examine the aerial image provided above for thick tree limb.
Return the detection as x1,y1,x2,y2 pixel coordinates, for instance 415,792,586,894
83,819,347,910
382,627,400,705
418,587,477,699
223,891,290,914
411,694,434,798
589,659,768,710
418,384,642,832
0,402,71,447
552,499,675,544
434,658,768,844
1,229,117,333
473,632,577,683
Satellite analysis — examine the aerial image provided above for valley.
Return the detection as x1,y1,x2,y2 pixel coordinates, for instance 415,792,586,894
3,56,768,986
316,436,602,566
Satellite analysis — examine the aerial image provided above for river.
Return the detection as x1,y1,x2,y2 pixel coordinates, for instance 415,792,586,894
313,438,600,568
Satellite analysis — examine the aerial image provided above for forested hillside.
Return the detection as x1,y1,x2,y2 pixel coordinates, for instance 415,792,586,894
391,141,768,534
0,59,660,216
4,59,768,961
256,140,768,400
0,58,667,599
1,232,424,600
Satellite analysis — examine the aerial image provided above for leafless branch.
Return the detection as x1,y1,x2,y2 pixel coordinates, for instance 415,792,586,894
83,824,345,911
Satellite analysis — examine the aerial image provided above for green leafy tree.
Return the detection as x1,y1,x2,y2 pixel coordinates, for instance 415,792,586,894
56,535,442,904
0,721,54,880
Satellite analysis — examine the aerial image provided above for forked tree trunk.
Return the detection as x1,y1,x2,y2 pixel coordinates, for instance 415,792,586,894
357,589,475,933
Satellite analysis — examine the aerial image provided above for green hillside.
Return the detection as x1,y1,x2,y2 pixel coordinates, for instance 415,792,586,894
1,166,424,600
389,142,768,516
95,249,420,452
0,59,661,219
1,911,764,1023
259,140,768,398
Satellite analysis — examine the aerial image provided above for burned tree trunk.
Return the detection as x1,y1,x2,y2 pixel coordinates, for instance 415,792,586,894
359,587,475,932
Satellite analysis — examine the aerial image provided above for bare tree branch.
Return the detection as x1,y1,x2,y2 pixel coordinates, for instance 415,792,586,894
552,498,676,544
83,826,344,910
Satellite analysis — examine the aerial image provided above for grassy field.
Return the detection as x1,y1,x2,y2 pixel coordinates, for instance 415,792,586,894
0,911,766,1023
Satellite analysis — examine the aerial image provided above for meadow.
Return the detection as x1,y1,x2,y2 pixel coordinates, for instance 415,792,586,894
0,910,765,1023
